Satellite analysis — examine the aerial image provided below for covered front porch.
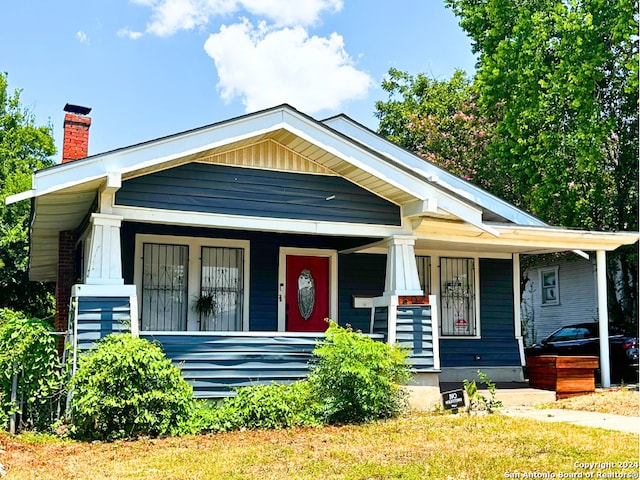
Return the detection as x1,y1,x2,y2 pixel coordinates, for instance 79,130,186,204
66,222,440,398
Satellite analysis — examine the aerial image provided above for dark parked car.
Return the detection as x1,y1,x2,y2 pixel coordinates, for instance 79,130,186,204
525,323,639,383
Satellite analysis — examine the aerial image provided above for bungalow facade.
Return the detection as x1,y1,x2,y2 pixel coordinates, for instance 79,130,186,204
7,104,638,400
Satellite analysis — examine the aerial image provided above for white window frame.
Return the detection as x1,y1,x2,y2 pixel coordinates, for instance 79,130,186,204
540,266,560,306
438,256,480,339
415,252,486,340
134,234,250,332
277,247,338,332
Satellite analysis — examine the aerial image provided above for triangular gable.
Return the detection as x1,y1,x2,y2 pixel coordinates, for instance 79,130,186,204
10,104,490,229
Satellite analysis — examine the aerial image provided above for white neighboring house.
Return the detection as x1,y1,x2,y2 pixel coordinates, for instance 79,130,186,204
522,254,599,345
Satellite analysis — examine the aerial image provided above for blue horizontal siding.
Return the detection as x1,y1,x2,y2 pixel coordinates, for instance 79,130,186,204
440,258,520,367
143,333,316,398
338,253,386,332
116,163,400,226
120,222,384,332
75,297,131,351
396,306,435,371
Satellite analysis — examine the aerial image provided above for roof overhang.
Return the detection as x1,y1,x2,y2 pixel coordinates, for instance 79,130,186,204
413,219,639,255
6,105,639,282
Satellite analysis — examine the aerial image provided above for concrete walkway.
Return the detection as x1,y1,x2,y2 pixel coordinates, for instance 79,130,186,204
440,382,640,434
500,407,640,434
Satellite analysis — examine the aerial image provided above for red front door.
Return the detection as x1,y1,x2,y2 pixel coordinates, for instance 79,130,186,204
286,255,330,332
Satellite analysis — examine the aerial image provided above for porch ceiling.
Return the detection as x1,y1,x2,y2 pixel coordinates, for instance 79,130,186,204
29,184,100,281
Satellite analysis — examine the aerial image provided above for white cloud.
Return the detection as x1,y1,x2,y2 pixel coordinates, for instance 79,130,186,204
76,30,90,44
203,19,372,113
238,0,342,27
117,27,144,40
134,0,342,36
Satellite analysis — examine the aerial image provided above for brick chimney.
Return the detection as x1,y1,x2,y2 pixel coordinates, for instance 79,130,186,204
62,103,92,163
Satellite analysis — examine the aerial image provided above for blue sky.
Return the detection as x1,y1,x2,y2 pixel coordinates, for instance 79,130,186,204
2,1,476,159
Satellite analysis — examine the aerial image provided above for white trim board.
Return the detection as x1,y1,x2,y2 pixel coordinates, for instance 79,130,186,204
277,247,339,332
133,233,251,332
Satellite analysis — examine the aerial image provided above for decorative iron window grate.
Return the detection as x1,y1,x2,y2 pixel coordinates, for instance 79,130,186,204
440,257,476,336
200,246,244,331
141,243,188,331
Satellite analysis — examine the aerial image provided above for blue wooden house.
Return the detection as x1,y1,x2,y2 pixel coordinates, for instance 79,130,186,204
7,104,637,398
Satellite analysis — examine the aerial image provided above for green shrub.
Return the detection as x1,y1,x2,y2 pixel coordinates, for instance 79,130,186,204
0,313,63,431
69,334,193,440
308,321,412,424
190,381,321,433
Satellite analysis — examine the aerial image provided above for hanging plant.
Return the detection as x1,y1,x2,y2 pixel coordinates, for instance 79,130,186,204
193,292,216,318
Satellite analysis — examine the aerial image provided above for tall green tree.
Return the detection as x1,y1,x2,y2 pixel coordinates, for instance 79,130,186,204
443,0,638,325
0,73,56,319
376,69,498,191
445,0,638,231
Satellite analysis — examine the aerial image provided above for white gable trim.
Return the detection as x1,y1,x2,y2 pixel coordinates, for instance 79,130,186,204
322,115,547,227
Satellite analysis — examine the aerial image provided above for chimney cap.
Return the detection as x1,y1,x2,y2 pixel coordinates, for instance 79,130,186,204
63,103,92,115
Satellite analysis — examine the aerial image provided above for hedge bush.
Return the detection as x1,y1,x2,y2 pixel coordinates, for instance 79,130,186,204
309,321,412,424
190,380,321,433
0,311,63,431
69,334,193,440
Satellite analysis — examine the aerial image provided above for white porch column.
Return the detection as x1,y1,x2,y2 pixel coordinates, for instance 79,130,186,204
85,213,124,285
380,235,423,345
383,235,423,297
596,250,611,388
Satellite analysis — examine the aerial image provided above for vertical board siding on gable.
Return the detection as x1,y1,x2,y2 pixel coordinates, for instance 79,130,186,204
116,163,401,226
440,258,520,367
74,297,131,351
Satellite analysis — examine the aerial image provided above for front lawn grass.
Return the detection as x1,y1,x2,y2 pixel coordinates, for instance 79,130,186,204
2,412,638,479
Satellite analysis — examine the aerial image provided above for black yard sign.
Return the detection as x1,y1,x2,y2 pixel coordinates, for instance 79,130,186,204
441,389,465,413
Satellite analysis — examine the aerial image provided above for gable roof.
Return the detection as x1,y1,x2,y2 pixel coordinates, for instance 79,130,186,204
6,104,638,281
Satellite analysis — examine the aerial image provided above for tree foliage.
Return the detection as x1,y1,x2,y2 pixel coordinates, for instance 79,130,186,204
375,1,638,325
445,0,638,233
0,73,56,319
376,69,497,190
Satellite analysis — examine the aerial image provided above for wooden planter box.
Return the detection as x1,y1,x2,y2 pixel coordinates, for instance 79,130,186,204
526,355,598,399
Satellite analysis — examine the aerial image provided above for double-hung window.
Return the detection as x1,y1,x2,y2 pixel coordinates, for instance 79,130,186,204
136,235,249,332
540,267,559,306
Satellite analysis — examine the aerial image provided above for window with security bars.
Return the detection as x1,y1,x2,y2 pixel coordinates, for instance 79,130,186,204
415,256,432,295
141,243,188,331
200,246,244,331
440,257,477,336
